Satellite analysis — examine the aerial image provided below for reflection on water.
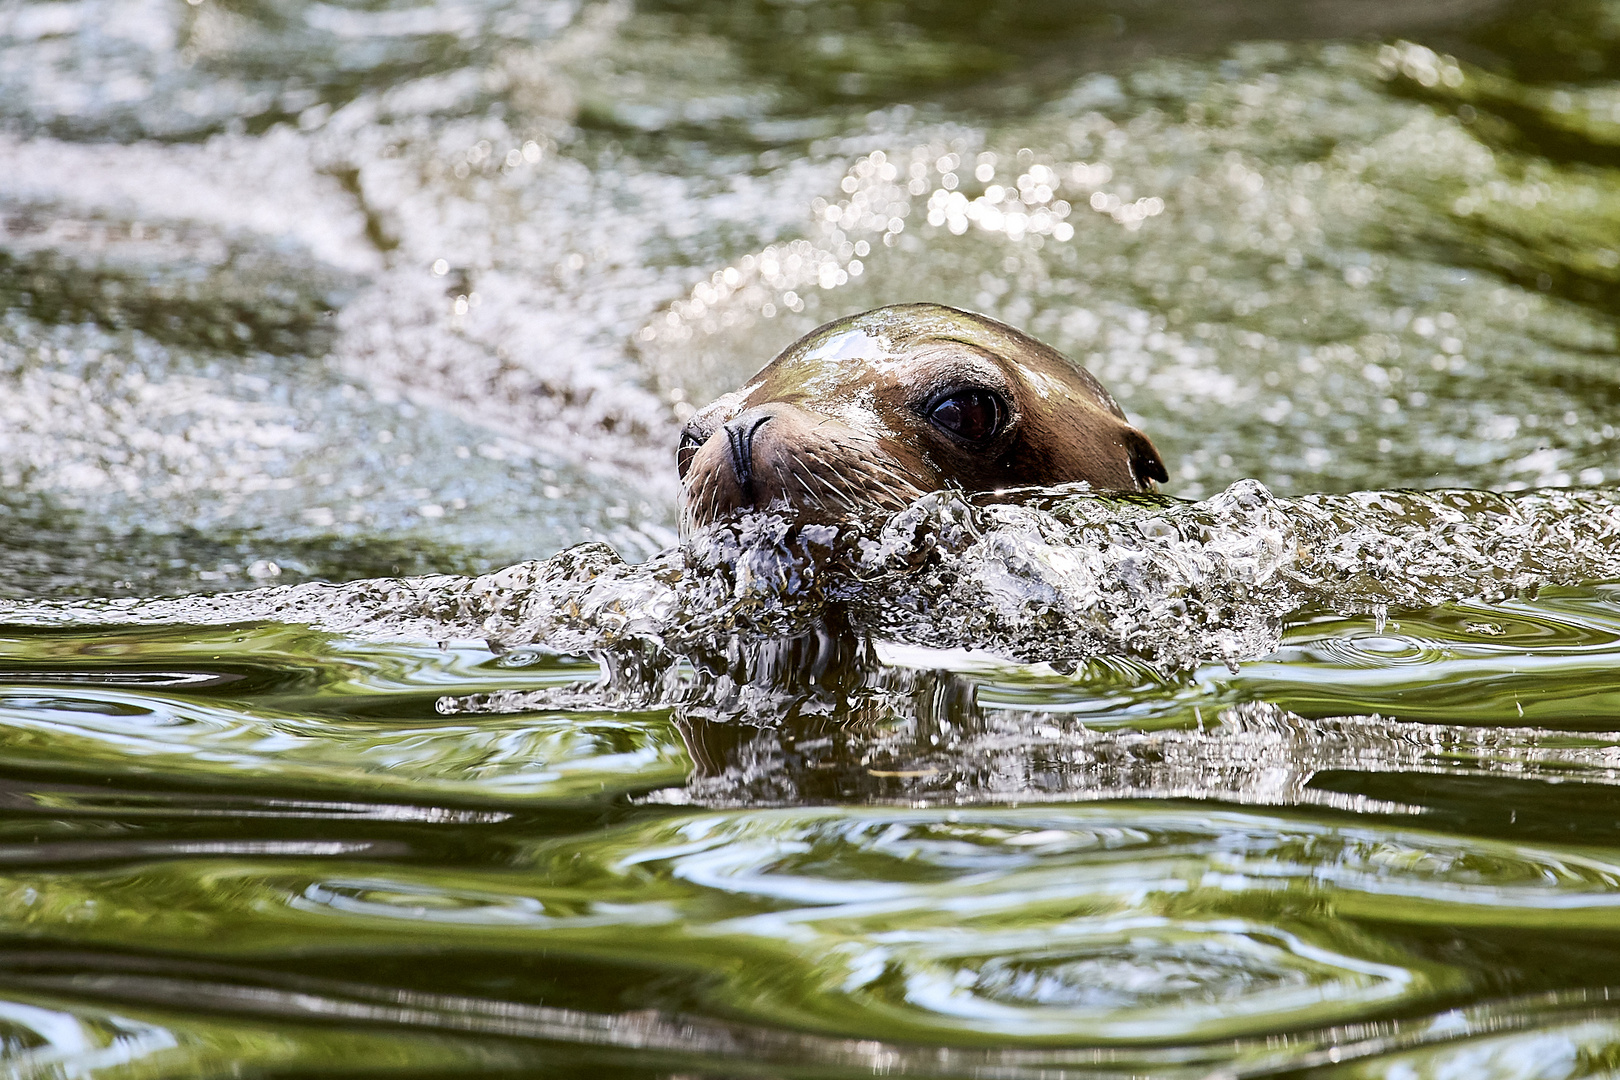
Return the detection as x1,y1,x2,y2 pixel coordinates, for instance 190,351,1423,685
0,577,1619,1073
4,0,1620,1074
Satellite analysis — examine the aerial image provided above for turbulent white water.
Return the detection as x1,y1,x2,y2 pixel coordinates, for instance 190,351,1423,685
7,482,1618,676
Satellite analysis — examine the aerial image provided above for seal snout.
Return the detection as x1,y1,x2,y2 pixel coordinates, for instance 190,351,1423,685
682,402,807,531
681,400,918,532
722,410,774,505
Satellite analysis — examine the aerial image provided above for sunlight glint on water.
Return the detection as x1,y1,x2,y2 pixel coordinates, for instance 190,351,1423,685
3,0,1620,1074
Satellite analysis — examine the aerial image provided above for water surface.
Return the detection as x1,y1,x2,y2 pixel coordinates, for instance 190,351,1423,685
2,0,1620,1075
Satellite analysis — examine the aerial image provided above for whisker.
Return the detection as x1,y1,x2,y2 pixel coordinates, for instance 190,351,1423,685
784,462,819,502
799,463,854,509
791,462,848,508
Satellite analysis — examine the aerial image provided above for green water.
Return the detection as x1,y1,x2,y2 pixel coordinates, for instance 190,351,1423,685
5,0,1620,1073
6,592,1620,1075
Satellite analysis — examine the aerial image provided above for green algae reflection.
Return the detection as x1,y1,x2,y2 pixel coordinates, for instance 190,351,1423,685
0,624,688,805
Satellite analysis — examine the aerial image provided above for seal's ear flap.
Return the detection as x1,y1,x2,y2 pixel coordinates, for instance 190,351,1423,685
1122,427,1169,488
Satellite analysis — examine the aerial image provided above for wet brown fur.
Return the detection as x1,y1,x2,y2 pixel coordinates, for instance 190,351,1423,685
679,303,1167,533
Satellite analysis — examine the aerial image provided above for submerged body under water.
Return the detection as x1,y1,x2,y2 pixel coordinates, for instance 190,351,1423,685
4,0,1620,1073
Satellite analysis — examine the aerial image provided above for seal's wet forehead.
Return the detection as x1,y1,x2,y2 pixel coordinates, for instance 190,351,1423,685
753,302,1113,416
758,326,893,400
798,327,890,364
741,326,894,427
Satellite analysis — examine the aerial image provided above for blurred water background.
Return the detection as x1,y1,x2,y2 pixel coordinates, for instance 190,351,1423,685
3,0,1620,1076
3,0,1618,594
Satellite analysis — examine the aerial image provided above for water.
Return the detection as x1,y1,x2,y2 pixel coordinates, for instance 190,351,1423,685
8,574,1620,1075
4,0,1620,1074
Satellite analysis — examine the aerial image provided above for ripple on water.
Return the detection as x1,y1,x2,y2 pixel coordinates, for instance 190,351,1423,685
1246,587,1620,727
4,798,1620,1065
0,626,688,803
33,804,1620,1042
31,809,1542,1036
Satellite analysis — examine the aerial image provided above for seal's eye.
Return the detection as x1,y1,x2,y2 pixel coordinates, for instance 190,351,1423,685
676,428,706,480
928,389,1005,443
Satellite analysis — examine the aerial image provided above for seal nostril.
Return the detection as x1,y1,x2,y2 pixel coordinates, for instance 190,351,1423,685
723,413,774,504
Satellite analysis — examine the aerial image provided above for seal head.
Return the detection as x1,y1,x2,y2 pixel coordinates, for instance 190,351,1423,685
678,303,1167,533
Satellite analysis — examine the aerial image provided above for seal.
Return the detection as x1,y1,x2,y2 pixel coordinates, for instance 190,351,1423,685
678,303,1167,533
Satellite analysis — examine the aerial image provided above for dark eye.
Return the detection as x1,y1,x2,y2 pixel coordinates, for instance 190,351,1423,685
928,389,1005,442
676,428,706,479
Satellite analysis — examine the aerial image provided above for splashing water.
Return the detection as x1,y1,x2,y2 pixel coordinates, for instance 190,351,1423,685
10,482,1618,674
